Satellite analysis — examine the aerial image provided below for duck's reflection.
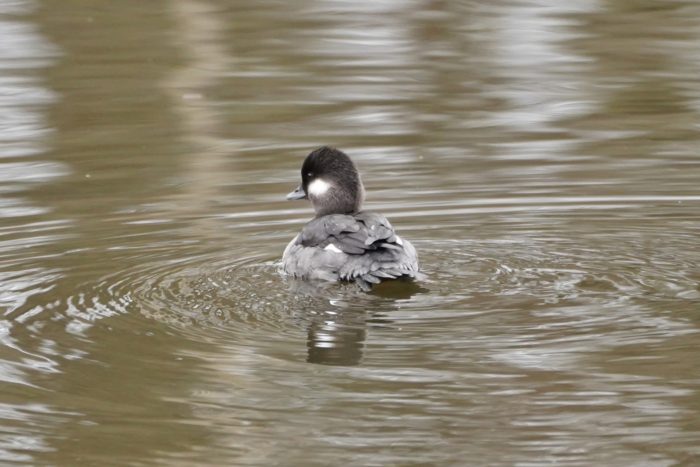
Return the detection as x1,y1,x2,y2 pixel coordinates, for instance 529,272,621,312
307,312,367,366
294,278,428,366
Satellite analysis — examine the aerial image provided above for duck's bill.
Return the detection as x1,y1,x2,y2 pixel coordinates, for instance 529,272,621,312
286,185,307,200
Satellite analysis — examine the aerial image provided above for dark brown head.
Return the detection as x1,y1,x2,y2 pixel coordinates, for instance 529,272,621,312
286,147,365,217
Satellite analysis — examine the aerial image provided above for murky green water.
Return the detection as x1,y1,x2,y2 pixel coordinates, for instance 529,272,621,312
2,0,700,465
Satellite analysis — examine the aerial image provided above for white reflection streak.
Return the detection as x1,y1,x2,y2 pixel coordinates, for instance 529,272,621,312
304,0,417,136
489,2,598,158
0,1,63,218
0,1,57,161
165,0,234,236
0,0,61,311
166,0,230,149
0,0,62,376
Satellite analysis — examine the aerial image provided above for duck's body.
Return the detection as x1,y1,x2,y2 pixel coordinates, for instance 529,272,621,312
282,147,420,290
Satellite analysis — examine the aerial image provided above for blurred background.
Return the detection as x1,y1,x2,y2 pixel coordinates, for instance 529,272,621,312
1,0,699,465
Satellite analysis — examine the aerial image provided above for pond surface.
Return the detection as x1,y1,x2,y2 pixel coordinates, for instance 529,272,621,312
2,0,700,465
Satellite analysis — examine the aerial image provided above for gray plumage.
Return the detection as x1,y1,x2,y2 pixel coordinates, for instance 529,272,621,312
282,146,420,290
282,211,420,290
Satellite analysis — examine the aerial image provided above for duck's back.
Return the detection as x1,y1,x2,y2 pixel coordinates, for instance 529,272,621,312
282,211,419,289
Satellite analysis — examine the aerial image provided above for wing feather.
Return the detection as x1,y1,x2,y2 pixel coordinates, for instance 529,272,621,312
295,211,419,287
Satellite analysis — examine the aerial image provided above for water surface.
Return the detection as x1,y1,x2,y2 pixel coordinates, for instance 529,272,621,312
1,0,700,465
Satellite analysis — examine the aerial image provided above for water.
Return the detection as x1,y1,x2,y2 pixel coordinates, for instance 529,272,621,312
1,0,700,465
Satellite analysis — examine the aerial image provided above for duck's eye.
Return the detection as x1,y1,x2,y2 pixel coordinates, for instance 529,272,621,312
306,172,313,178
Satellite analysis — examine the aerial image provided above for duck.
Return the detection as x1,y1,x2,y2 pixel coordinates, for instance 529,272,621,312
282,146,420,290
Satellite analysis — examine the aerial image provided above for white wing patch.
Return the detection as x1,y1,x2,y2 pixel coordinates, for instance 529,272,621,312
324,243,342,253
308,178,331,197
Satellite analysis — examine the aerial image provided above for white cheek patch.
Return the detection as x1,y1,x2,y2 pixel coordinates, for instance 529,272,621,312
324,243,342,253
308,178,331,197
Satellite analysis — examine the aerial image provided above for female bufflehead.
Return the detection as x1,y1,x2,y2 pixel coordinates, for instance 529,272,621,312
282,146,419,290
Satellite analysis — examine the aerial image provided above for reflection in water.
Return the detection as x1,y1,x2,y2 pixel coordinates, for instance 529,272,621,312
165,0,236,238
307,311,367,366
0,1,64,462
490,2,597,132
303,280,428,366
0,3,61,349
1,0,700,465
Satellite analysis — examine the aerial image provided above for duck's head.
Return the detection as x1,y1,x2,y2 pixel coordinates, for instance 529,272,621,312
286,146,365,217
